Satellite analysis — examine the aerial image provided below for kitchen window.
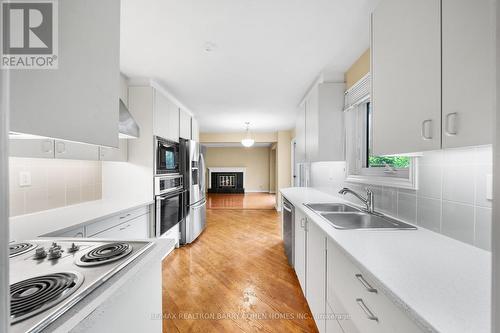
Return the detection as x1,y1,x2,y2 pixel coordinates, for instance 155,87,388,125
344,75,417,189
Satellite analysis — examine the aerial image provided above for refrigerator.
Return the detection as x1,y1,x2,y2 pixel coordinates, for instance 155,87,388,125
180,139,207,244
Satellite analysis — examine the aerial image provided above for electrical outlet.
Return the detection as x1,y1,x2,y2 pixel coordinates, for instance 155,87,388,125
486,174,493,200
19,171,31,187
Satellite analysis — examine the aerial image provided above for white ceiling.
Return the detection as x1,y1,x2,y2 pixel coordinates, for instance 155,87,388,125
121,0,379,132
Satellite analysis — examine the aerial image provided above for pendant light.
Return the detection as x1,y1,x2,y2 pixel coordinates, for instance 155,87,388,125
241,122,255,147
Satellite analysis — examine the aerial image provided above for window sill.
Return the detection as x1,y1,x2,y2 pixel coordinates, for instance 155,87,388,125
345,174,418,190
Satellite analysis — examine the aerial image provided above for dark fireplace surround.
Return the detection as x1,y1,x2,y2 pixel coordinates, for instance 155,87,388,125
208,172,244,194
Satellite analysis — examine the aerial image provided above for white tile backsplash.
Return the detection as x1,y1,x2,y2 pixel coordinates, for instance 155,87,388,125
9,158,102,216
309,145,493,251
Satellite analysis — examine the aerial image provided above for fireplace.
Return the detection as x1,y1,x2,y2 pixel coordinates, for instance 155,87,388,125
207,167,246,194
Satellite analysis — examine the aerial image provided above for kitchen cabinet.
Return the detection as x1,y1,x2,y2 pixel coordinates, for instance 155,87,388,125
54,140,99,161
306,219,327,333
154,91,179,142
92,213,149,239
305,83,345,162
86,205,150,238
295,104,306,164
179,109,192,140
327,238,423,333
9,0,120,148
371,0,494,155
191,117,200,142
371,0,441,155
9,139,54,159
294,208,307,293
326,303,344,333
441,0,494,148
99,139,128,162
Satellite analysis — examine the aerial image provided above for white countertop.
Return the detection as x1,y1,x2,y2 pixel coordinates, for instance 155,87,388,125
280,187,491,333
9,198,154,241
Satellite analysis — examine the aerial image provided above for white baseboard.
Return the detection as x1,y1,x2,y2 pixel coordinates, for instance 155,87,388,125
246,190,271,193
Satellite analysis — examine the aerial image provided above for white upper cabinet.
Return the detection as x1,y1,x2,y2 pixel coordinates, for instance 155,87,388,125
306,83,345,162
54,140,99,161
191,117,200,142
371,0,441,155
153,90,180,142
9,0,120,148
99,139,128,162
179,109,192,140
10,139,54,159
441,0,495,148
295,104,306,164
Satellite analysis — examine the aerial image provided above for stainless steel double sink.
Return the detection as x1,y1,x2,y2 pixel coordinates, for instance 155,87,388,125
304,203,417,230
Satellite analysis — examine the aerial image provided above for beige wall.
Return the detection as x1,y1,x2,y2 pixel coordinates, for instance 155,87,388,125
269,148,276,193
9,158,102,217
345,49,370,90
205,147,271,192
200,132,278,143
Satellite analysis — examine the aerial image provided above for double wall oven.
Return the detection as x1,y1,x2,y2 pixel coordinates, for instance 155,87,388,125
154,174,185,237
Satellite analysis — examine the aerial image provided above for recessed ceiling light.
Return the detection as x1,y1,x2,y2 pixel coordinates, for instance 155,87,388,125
203,42,217,52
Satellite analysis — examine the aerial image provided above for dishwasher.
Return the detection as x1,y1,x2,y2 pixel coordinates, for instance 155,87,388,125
282,198,294,267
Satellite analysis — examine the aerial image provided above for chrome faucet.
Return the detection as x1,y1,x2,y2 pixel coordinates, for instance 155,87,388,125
339,187,375,213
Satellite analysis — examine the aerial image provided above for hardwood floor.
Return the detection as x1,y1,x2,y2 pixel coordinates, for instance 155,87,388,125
207,193,276,210
162,209,318,332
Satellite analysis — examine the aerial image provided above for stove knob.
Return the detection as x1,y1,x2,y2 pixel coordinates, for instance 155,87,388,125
68,243,80,253
48,248,62,260
34,247,47,259
51,242,61,250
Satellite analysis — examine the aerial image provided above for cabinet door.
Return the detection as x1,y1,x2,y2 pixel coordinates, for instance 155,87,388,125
317,83,345,162
442,0,494,148
93,213,150,239
294,209,307,294
99,139,128,162
305,85,319,162
295,104,306,163
372,0,441,155
306,220,326,333
9,0,120,147
191,118,200,142
9,139,54,158
54,140,99,161
154,91,179,142
179,109,192,139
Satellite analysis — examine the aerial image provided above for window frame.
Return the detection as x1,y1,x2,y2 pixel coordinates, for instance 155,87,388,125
344,100,418,190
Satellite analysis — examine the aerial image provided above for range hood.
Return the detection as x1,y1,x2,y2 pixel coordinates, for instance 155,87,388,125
119,99,140,138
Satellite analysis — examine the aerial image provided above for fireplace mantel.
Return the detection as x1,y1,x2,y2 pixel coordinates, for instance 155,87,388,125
207,167,246,190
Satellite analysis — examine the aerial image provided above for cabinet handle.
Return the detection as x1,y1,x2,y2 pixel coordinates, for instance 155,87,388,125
421,119,433,140
41,140,53,153
75,232,84,237
56,141,66,154
355,274,378,293
119,224,131,231
300,218,305,228
445,112,458,136
120,213,131,219
356,298,379,322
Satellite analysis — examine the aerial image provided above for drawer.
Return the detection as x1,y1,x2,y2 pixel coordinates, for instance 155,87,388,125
326,302,347,333
328,242,423,333
92,213,150,239
86,205,150,236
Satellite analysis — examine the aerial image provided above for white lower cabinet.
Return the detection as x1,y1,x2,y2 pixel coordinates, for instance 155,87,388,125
326,303,345,333
306,220,327,333
327,238,423,333
294,209,307,293
92,213,149,239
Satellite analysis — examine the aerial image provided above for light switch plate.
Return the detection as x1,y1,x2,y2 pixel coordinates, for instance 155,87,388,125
486,174,493,200
19,171,31,187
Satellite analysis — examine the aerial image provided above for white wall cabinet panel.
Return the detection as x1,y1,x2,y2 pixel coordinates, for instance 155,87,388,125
441,0,495,148
99,139,128,162
191,117,200,142
306,220,327,333
154,91,179,142
54,141,99,161
9,139,54,158
295,104,306,164
179,109,192,140
9,0,120,147
294,209,307,293
371,0,441,155
305,84,319,162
